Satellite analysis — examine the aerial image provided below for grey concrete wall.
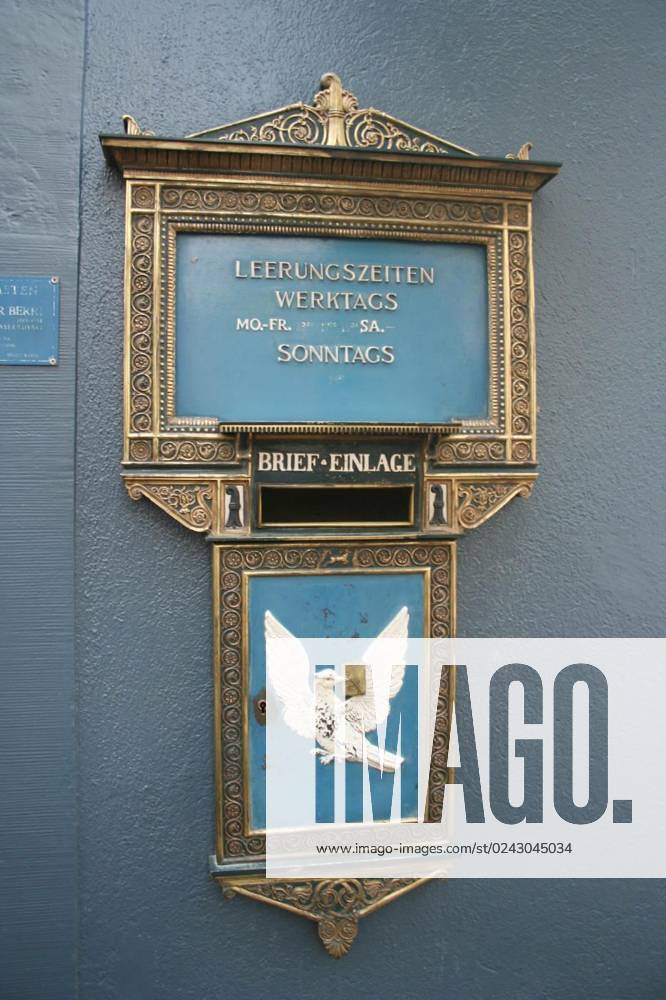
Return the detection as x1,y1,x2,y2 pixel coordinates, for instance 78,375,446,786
3,0,666,997
0,2,84,999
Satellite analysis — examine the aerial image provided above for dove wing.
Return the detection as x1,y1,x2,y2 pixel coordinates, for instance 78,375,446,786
346,606,409,733
264,611,315,739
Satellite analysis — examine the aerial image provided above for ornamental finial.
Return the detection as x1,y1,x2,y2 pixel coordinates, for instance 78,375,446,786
187,73,476,156
313,72,357,146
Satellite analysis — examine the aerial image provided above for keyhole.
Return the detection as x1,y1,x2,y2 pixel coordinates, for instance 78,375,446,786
253,687,267,725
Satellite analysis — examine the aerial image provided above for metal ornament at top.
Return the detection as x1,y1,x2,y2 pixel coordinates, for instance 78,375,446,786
188,72,478,156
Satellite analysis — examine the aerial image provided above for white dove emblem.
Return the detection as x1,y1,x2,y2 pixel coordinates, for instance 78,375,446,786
265,607,409,773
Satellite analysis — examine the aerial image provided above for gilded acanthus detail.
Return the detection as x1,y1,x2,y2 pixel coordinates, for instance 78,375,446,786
455,479,535,529
126,480,215,532
189,73,477,157
122,114,155,137
124,476,251,534
506,142,533,161
221,877,421,958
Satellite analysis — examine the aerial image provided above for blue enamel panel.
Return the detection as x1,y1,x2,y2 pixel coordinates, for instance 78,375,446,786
175,234,489,424
0,276,60,365
247,572,426,831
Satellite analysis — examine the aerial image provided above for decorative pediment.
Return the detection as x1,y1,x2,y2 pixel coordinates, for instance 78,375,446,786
187,72,477,156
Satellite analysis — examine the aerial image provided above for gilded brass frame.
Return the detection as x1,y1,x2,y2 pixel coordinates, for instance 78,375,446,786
118,164,543,466
212,539,455,863
162,213,501,435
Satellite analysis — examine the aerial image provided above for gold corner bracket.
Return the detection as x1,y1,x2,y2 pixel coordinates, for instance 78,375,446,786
124,475,250,537
423,473,537,533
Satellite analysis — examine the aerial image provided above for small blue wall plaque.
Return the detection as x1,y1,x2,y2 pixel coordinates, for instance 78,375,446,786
0,276,60,365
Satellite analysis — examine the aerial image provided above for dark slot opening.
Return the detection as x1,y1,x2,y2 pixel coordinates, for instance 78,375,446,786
259,486,413,526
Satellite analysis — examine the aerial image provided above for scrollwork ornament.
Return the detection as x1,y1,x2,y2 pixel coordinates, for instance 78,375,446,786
345,110,447,154
159,186,502,224
456,479,534,529
213,106,326,146
128,214,154,435
126,480,215,532
436,439,506,464
191,74,476,157
458,483,514,527
157,439,236,464
508,230,533,442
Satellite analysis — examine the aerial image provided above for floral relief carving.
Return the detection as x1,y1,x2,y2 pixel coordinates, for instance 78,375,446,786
126,480,215,532
456,479,534,528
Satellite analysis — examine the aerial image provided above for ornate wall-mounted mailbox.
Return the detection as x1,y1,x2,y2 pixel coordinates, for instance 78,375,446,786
102,73,559,957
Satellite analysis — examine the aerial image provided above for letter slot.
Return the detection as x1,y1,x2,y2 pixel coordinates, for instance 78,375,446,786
258,485,414,527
